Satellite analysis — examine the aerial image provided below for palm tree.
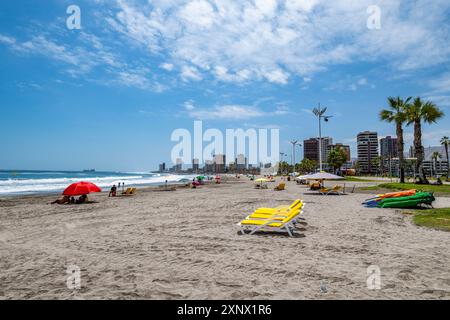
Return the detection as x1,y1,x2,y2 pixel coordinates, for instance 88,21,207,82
406,97,444,181
441,136,450,180
327,147,347,174
380,96,411,183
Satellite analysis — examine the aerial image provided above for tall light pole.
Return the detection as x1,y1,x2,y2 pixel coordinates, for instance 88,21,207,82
312,103,332,171
295,142,302,171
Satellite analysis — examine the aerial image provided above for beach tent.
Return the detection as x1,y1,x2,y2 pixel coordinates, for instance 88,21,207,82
63,181,101,196
305,172,344,180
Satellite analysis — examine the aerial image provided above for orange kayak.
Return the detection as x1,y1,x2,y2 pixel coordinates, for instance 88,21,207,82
377,189,416,200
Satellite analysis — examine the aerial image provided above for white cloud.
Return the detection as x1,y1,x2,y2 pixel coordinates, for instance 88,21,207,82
0,33,122,76
178,0,216,28
105,0,450,85
286,0,319,12
2,1,450,89
188,105,265,119
0,34,16,45
160,62,174,71
117,71,150,89
428,73,450,94
423,73,450,107
0,31,168,92
423,95,450,108
181,65,203,81
324,76,372,92
183,100,195,110
357,78,368,86
185,103,289,120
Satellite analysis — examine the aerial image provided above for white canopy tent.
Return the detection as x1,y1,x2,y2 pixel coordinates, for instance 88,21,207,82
304,172,344,180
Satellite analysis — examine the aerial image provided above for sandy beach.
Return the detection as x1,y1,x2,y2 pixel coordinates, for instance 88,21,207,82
0,178,449,300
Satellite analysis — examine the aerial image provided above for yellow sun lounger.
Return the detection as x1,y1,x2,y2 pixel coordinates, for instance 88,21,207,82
319,185,343,195
247,207,304,222
250,201,303,217
238,210,303,237
254,199,301,214
247,202,305,224
122,188,137,196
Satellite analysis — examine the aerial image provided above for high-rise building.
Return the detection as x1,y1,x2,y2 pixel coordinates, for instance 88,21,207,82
303,138,319,162
235,154,247,172
321,137,333,163
380,136,398,158
214,154,226,173
303,137,333,163
192,158,199,173
357,131,379,174
158,162,166,172
327,143,351,162
204,160,214,173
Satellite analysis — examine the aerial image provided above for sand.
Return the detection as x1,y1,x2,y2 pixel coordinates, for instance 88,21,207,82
0,178,449,300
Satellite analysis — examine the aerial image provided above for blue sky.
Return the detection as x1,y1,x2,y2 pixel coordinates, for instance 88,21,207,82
1,0,450,171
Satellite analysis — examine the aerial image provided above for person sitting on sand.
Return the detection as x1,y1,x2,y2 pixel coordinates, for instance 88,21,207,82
76,194,88,204
109,185,117,197
70,197,75,204
51,195,70,205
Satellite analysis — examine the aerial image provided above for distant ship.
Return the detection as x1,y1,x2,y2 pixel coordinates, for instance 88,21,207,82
82,169,96,173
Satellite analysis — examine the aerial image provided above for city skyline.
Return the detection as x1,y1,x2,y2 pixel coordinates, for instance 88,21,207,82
159,131,448,176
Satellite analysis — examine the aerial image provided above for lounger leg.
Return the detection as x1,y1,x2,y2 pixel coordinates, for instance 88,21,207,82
285,225,293,237
249,226,262,235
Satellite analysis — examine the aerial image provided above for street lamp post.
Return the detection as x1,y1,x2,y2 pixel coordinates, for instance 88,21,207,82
295,143,302,171
312,103,332,172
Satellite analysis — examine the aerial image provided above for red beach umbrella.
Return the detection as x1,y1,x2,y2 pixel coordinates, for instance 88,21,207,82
63,181,102,196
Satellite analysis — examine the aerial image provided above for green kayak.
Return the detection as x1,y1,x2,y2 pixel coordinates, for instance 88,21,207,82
378,192,435,208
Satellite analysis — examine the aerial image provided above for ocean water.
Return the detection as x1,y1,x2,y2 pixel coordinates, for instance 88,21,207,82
0,170,195,196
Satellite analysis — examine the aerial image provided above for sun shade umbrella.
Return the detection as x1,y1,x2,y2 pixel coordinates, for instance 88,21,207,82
63,181,102,196
305,172,344,180
255,178,269,183
295,174,311,180
196,175,206,180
